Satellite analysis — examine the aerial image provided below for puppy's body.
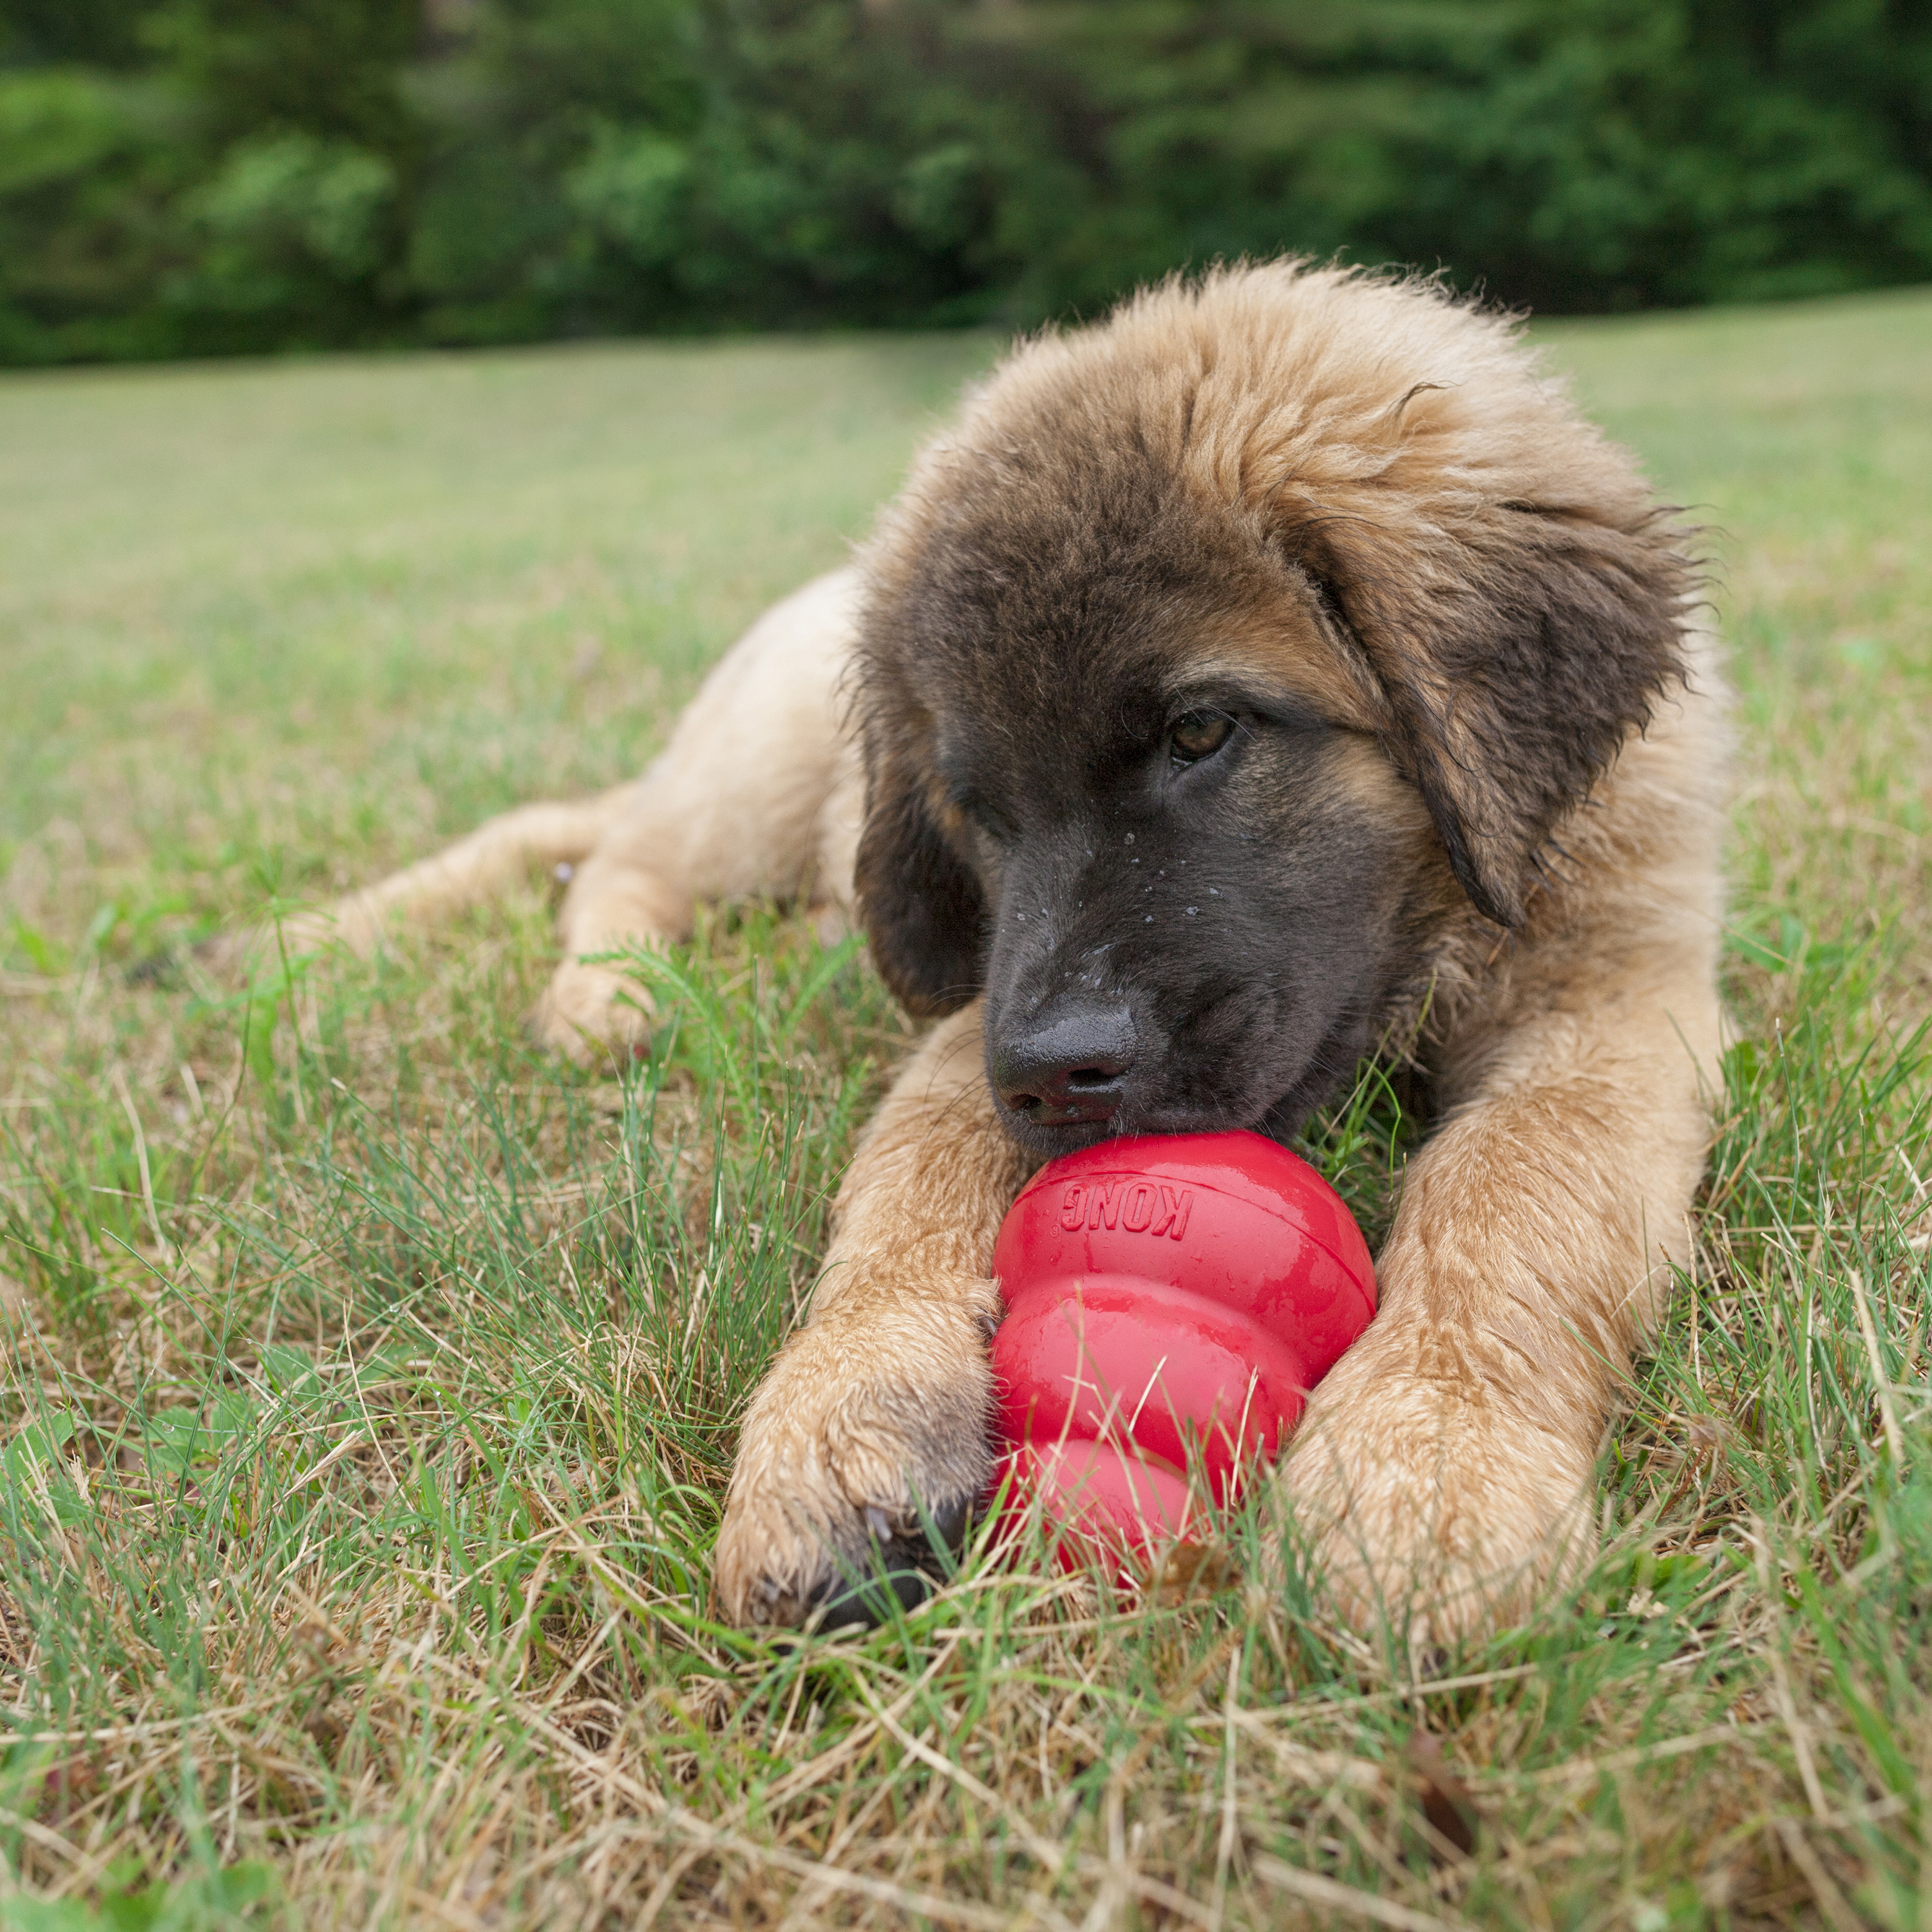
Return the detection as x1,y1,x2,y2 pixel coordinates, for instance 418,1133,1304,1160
281,265,1727,1642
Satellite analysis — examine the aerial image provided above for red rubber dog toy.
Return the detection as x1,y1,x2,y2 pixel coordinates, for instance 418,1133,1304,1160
990,1130,1376,1576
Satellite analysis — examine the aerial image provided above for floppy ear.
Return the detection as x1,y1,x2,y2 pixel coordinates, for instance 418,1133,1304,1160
853,730,988,1019
1296,504,1694,929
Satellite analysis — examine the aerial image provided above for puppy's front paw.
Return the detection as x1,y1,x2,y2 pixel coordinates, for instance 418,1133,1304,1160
714,1289,998,1629
1281,1344,1596,1648
532,959,653,1065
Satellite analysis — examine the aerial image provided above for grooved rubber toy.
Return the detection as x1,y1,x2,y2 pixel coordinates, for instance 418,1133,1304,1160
990,1130,1376,1577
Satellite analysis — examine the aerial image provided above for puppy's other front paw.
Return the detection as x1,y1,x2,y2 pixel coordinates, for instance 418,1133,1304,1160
1281,1348,1596,1649
532,959,653,1066
714,1291,998,1629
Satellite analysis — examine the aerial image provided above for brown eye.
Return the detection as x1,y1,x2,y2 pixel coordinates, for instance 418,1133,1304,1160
1168,710,1235,766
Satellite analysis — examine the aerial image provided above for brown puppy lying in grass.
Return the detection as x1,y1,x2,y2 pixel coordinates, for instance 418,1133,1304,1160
256,262,1727,1644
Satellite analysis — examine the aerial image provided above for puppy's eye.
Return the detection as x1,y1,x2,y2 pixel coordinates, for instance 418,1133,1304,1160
1168,710,1235,767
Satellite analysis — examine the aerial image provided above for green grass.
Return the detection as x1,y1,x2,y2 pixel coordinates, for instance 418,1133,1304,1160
1,289,1929,1931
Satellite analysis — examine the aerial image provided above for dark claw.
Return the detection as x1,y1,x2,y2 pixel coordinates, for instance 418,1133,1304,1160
809,1492,975,1632
813,1562,935,1631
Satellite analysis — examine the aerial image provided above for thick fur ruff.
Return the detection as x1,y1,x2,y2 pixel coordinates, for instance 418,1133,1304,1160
266,263,1728,1647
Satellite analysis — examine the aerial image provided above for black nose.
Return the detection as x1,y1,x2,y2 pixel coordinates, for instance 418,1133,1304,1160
992,1002,1137,1127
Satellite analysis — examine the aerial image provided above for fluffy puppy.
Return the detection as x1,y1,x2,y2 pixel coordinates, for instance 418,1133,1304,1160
280,263,1728,1644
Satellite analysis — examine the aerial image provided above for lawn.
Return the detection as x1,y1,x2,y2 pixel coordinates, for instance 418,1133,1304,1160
1,289,1928,1931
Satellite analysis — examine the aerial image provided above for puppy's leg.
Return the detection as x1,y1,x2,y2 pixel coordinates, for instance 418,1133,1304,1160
533,569,861,1060
713,1001,1036,1625
223,787,638,969
1282,937,1723,1647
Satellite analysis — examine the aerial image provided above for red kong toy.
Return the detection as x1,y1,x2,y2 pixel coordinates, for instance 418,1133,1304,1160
990,1130,1376,1577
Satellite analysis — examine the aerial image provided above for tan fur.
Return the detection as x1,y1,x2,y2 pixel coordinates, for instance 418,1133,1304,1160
280,263,1727,1644
1191,603,1388,734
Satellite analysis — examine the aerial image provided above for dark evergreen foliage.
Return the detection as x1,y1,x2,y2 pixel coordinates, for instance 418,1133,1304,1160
1,0,1927,361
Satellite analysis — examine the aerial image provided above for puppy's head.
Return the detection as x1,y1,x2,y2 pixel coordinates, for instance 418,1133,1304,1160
854,263,1697,1154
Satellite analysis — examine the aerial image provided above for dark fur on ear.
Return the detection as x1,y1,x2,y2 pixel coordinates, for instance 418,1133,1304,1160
1293,504,1696,929
853,724,987,1019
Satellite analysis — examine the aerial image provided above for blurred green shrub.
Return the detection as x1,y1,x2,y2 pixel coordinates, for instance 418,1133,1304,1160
182,134,397,323
0,0,1927,361
0,66,191,360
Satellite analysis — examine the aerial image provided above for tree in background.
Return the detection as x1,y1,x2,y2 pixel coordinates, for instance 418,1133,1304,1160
1,0,1928,361
153,0,426,348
